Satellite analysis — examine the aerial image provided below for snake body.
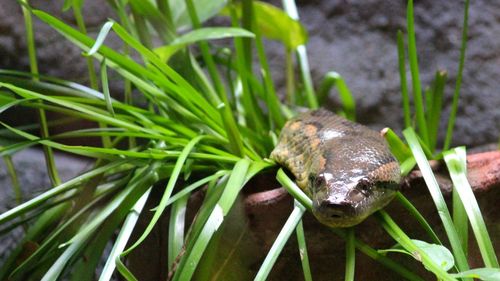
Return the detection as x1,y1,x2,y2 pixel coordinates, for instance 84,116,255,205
271,109,401,227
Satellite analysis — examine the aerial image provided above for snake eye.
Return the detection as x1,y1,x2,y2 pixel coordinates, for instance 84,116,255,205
356,178,372,196
310,174,326,188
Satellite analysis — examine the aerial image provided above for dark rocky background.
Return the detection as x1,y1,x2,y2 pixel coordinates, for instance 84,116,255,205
1,0,498,146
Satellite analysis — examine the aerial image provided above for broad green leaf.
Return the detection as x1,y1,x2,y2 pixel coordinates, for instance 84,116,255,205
376,211,456,281
410,240,455,271
169,0,227,29
380,239,455,271
128,0,175,42
451,268,500,281
154,27,254,61
225,1,307,49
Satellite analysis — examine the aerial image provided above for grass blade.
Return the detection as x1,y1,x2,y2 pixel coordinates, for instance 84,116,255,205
396,30,411,128
376,211,456,281
345,227,355,281
0,160,128,224
317,72,356,121
443,0,469,150
85,21,114,56
443,147,499,268
20,0,61,186
426,71,447,153
276,168,312,210
282,0,318,109
98,189,152,281
186,0,245,157
122,136,204,256
395,192,442,245
406,0,428,144
172,159,252,281
168,193,190,270
100,59,115,115
254,202,306,281
403,128,469,273
382,127,412,165
295,219,312,281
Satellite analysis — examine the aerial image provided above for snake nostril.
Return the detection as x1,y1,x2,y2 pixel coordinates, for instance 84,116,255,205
319,200,352,218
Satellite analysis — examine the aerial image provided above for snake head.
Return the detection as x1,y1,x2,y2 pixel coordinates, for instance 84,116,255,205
309,162,400,227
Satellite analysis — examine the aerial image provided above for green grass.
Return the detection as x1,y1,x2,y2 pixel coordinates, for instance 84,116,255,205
0,0,498,280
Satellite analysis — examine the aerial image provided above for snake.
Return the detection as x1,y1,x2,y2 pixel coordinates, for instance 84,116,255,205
271,109,401,227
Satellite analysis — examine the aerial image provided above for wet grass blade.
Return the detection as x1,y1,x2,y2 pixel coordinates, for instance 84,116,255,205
443,147,499,268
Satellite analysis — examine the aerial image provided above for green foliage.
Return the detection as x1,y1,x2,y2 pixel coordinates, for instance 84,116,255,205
0,0,496,280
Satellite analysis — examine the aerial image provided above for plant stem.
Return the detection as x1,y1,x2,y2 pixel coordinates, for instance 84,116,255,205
397,30,411,128
443,0,469,150
21,0,61,186
406,0,429,145
185,0,244,157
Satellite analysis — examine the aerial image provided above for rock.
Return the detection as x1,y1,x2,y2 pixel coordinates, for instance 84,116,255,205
0,148,90,262
1,1,499,146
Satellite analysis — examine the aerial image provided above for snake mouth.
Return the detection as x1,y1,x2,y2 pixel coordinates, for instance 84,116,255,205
311,199,363,227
